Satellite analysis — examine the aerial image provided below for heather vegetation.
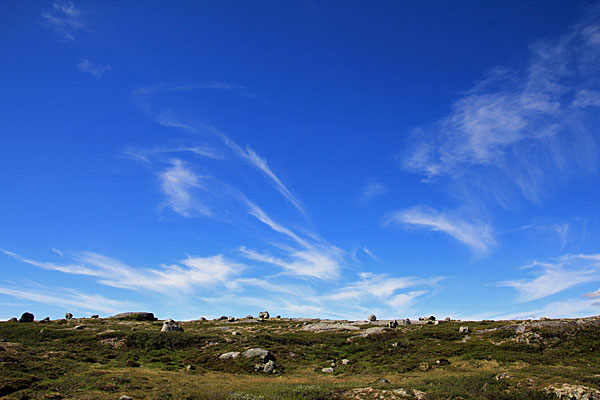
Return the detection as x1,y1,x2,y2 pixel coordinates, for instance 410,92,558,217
1,315,599,399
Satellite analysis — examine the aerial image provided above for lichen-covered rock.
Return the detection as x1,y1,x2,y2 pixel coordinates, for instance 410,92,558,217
258,311,270,319
242,348,273,362
161,319,183,332
544,383,600,399
219,351,240,360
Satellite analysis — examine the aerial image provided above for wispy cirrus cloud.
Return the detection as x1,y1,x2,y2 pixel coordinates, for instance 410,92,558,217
402,8,600,205
76,59,111,78
42,2,85,41
1,248,243,294
158,159,212,217
499,253,600,302
131,84,305,215
0,285,138,315
384,206,495,254
359,181,387,203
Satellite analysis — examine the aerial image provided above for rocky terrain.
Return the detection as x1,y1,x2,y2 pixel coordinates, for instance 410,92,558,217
1,312,600,399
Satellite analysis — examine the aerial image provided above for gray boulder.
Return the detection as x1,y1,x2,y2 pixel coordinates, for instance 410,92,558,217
258,311,270,319
219,351,240,360
19,312,34,323
459,326,471,333
322,367,334,373
110,312,156,321
91,314,99,319
65,313,73,320
388,320,398,329
119,396,133,400
368,314,377,321
242,348,274,362
9,317,17,322
263,360,275,373
227,316,236,322
161,319,184,332
246,315,253,319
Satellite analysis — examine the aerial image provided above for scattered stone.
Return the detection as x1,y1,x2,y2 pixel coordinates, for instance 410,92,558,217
40,329,45,333
368,314,377,321
433,320,440,326
74,325,84,330
540,316,550,321
246,315,253,319
289,352,297,359
391,342,398,347
19,312,34,323
231,331,240,336
419,362,430,371
110,312,156,321
543,383,600,400
263,360,275,373
350,326,387,339
219,315,228,320
161,319,183,332
462,335,471,343
42,317,51,322
322,367,334,373
436,359,450,365
496,373,512,380
119,396,133,400
258,311,270,319
459,326,471,333
413,389,427,400
9,317,17,322
444,317,451,322
219,351,241,360
376,379,390,384
341,359,351,365
227,316,236,322
303,322,360,332
91,315,99,319
242,348,274,362
186,365,195,371
400,318,411,325
388,320,398,329
65,313,73,320
199,317,207,321
275,315,281,319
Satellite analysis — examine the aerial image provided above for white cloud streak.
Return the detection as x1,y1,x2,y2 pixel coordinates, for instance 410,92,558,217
42,2,85,41
402,9,600,205
0,285,138,315
360,181,387,203
384,206,495,254
499,253,600,302
77,59,111,78
2,249,243,294
158,159,212,217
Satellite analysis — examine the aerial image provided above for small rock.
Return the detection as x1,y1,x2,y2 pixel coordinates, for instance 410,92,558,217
65,313,73,320
413,389,427,400
42,317,51,322
368,314,377,321
496,373,511,380
377,379,390,384
330,362,336,367
419,362,430,371
459,326,471,333
161,319,184,332
263,360,275,373
40,329,45,333
91,314,99,319
219,351,241,360
322,367,334,373
258,311,270,319
218,315,228,320
401,318,411,325
275,315,281,319
19,312,34,323
436,359,450,365
388,320,398,329
227,316,236,322
119,396,133,400
444,317,451,322
341,359,351,365
9,317,17,322
231,331,240,336
74,325,84,330
199,317,207,321
186,365,195,371
246,315,253,319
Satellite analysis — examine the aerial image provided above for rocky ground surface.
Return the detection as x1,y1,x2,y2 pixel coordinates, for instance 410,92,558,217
1,313,600,399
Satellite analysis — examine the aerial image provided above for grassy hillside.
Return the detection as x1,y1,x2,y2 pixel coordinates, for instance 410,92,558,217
1,316,599,399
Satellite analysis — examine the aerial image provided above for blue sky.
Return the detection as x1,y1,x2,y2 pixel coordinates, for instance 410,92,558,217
2,1,600,321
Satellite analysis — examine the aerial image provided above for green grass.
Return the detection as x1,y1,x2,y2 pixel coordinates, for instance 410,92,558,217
1,317,599,399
